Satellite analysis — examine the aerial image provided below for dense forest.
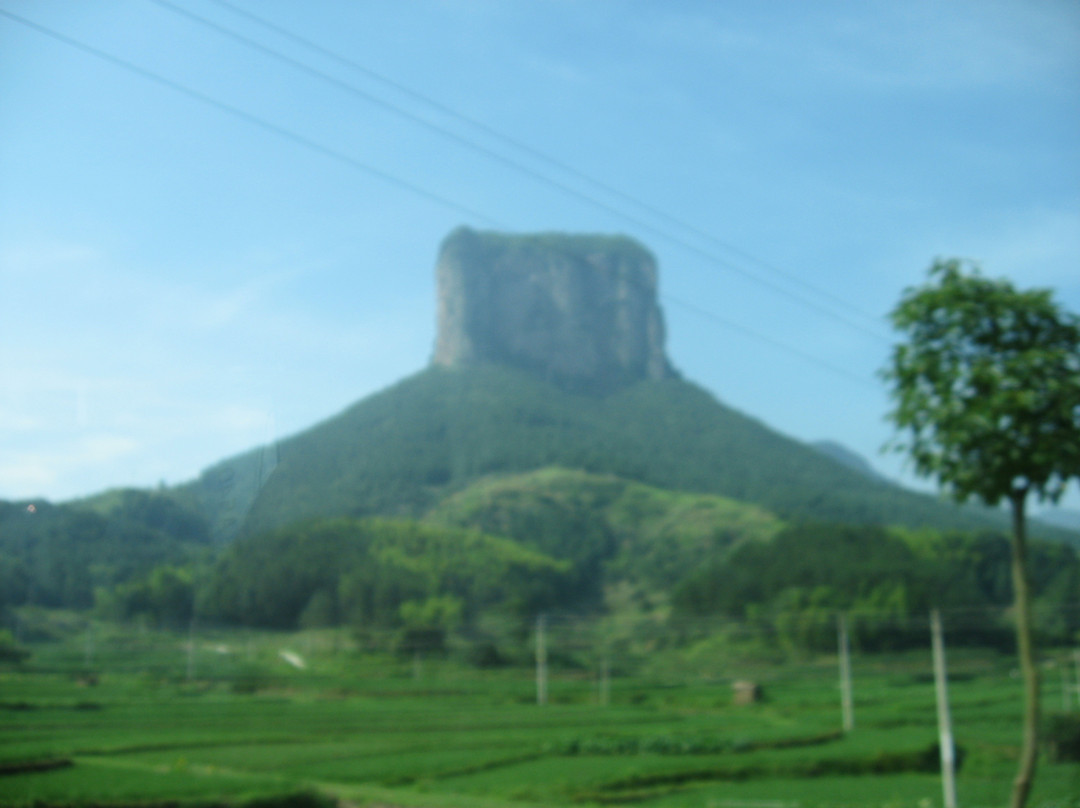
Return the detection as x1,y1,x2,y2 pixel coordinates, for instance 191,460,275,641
200,517,570,632
674,522,1080,652
4,467,1077,657
0,490,210,614
182,365,1024,543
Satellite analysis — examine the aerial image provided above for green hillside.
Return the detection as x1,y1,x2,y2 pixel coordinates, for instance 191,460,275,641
426,467,782,608
199,517,571,632
0,490,210,614
195,469,1080,652
190,364,1007,541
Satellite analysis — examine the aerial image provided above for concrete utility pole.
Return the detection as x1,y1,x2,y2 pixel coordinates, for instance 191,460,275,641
535,615,548,706
1063,657,1071,713
1073,649,1080,712
931,610,958,808
599,656,610,707
186,618,197,681
84,620,95,669
837,613,854,733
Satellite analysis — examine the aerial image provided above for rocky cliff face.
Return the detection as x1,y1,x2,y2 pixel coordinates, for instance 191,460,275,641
432,227,676,391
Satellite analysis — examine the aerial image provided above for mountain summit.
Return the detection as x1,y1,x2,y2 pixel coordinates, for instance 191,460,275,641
432,228,676,391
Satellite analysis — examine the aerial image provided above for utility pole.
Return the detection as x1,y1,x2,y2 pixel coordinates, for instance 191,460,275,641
1073,649,1080,712
535,615,548,706
84,620,95,669
931,609,958,808
186,617,197,681
837,613,854,733
599,656,610,707
1063,656,1071,713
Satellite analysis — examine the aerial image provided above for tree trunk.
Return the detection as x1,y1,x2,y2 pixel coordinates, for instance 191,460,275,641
1009,490,1039,808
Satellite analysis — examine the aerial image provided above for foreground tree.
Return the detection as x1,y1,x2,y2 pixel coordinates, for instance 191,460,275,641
881,259,1080,808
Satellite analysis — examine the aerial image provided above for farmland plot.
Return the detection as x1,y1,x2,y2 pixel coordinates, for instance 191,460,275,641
1,626,1078,807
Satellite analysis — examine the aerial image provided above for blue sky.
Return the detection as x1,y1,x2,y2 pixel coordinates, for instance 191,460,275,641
2,0,1078,514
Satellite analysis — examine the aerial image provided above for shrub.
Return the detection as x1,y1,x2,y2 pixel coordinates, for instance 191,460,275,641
1045,714,1080,762
0,629,29,664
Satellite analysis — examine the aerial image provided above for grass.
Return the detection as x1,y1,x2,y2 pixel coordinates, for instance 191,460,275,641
1,624,1078,808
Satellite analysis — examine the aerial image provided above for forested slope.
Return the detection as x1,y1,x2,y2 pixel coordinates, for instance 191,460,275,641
0,490,210,613
426,467,782,606
191,364,1008,541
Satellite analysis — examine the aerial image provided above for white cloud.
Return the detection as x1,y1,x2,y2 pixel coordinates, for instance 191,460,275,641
80,433,140,461
979,210,1080,294
0,407,49,432
809,1,1080,92
0,243,103,275
209,405,277,434
903,208,1080,306
0,459,57,497
0,235,432,501
0,433,140,500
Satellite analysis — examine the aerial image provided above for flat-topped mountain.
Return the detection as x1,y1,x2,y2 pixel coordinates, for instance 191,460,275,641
433,228,676,392
178,228,1024,543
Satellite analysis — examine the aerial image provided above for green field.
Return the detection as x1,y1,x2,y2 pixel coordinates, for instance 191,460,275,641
1,623,1078,808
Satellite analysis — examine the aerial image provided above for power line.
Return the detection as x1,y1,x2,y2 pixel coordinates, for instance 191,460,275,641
663,294,877,389
144,0,890,345
0,9,877,389
0,10,502,230
202,0,884,331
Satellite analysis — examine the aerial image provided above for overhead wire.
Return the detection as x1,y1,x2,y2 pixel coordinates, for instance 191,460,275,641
0,9,502,230
663,294,877,389
202,0,884,331
0,7,882,388
144,0,891,346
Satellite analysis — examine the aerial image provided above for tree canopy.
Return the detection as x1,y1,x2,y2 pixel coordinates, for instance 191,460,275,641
882,258,1080,506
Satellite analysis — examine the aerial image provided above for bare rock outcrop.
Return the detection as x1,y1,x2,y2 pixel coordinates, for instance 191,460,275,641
432,227,676,391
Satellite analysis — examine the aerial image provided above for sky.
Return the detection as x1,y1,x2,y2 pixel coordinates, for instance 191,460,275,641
2,0,1079,516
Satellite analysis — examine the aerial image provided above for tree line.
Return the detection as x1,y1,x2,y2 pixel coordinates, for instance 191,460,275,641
3,491,1078,657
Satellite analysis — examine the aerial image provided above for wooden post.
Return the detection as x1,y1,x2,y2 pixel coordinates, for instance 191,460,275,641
838,613,854,733
931,609,958,808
